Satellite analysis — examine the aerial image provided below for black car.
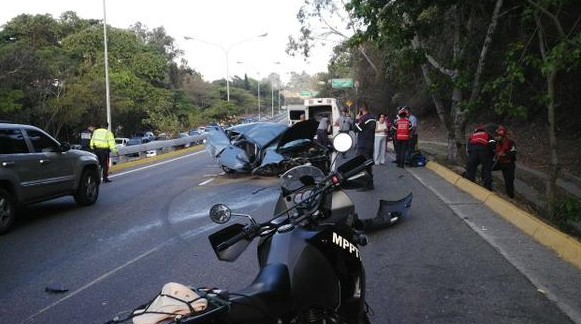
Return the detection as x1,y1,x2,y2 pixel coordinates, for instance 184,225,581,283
205,120,330,176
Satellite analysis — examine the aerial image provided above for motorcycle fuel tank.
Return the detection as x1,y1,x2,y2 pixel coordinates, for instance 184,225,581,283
258,224,364,315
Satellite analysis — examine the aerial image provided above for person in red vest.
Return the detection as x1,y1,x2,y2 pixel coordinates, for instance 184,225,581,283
464,125,494,190
394,108,412,168
493,126,517,198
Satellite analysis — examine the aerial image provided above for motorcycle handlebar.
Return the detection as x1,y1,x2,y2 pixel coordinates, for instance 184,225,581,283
216,227,251,251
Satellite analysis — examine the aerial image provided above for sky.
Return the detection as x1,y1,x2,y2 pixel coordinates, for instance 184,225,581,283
0,0,337,83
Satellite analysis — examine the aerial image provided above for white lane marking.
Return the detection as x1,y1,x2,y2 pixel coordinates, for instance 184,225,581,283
110,151,204,178
23,223,218,323
199,178,214,186
24,151,224,321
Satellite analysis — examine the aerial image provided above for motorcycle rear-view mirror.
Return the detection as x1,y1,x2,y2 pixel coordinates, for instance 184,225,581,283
209,204,231,224
333,133,352,153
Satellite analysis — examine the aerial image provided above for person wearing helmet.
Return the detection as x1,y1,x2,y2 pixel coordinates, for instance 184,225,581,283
493,126,517,198
394,108,412,168
463,125,494,190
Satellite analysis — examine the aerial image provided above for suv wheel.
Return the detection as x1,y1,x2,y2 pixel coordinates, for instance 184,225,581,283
0,188,16,235
74,169,100,206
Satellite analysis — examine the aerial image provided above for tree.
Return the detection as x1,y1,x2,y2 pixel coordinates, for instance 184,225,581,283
0,13,84,135
489,0,581,219
60,23,181,135
347,0,506,164
1,10,322,140
288,0,378,75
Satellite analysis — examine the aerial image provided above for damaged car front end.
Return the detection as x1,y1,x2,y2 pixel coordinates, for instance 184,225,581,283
205,120,330,176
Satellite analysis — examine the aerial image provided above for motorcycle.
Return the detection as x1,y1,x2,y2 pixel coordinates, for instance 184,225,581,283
107,133,412,324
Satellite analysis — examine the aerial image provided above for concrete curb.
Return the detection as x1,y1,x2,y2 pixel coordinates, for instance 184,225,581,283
426,161,581,271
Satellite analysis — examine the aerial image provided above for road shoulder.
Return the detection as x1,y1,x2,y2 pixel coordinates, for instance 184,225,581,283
407,162,581,323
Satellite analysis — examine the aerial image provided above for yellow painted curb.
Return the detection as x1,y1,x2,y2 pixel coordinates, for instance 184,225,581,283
427,161,581,271
427,161,492,202
456,178,493,202
426,162,460,185
484,195,540,237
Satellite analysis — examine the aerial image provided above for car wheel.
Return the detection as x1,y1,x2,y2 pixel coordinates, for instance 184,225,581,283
0,188,16,235
74,169,100,206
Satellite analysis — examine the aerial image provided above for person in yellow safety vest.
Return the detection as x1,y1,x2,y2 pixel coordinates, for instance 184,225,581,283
90,122,118,183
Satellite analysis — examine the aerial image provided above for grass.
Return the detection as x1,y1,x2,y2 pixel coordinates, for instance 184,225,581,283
419,140,581,240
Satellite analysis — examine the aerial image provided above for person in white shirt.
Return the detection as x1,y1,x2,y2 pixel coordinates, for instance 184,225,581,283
374,114,388,165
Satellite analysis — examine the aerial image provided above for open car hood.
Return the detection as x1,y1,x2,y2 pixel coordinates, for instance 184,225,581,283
277,119,318,149
227,122,288,149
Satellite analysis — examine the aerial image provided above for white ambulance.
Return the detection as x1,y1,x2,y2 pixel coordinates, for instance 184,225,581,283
303,97,345,137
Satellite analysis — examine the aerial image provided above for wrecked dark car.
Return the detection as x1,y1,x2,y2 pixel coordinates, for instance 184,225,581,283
205,120,331,176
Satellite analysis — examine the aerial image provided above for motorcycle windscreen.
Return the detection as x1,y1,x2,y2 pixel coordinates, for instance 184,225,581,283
209,223,252,262
205,128,232,159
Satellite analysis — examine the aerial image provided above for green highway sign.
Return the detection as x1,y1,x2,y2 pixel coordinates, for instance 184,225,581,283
331,78,354,89
300,91,319,98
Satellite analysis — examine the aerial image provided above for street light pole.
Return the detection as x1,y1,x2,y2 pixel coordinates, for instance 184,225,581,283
271,80,274,118
184,33,267,102
237,61,262,121
278,88,281,114
102,0,111,131
272,62,282,117
257,77,261,121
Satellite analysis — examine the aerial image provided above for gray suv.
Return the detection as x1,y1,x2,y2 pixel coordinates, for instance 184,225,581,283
0,122,101,234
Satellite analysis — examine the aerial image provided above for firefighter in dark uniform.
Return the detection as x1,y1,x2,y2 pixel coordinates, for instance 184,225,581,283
493,126,517,198
354,102,376,191
464,126,494,190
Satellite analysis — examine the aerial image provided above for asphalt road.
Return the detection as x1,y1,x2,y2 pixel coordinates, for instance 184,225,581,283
0,149,577,323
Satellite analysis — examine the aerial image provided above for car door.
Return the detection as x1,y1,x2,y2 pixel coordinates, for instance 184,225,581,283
0,128,47,202
23,128,75,199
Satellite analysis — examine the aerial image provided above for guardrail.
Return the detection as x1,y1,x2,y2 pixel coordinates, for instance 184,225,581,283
111,134,207,164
